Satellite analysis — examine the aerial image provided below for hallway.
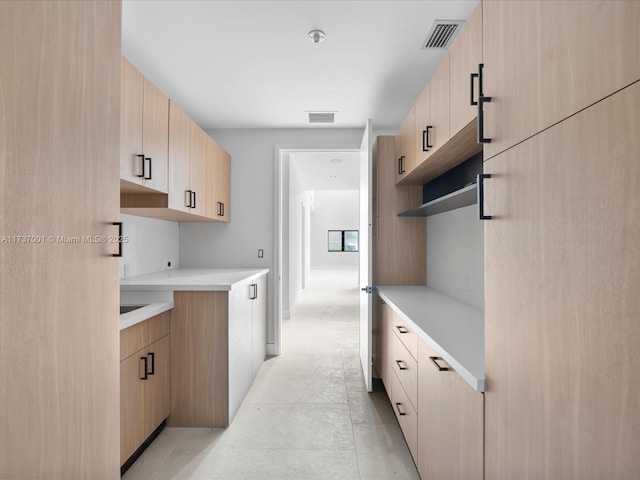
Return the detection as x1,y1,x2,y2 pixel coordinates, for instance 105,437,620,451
123,268,419,480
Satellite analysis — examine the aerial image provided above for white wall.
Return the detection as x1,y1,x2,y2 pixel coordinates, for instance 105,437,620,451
426,204,484,309
311,190,360,268
119,214,179,278
179,128,364,351
287,161,305,316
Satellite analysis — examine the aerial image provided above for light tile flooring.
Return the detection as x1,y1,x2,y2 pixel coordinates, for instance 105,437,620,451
123,268,419,480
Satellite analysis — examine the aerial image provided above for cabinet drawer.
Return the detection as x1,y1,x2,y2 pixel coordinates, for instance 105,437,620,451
120,310,171,361
390,311,417,360
390,367,418,460
391,331,417,410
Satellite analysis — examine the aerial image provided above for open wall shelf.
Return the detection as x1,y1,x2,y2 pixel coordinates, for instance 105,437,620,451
398,183,477,217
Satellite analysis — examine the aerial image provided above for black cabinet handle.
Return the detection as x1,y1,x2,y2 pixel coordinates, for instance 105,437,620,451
422,126,433,152
398,156,406,175
112,222,122,257
478,95,492,143
470,72,479,106
191,191,196,209
217,201,225,217
395,360,408,371
185,190,192,208
144,157,152,180
147,352,155,375
395,325,408,334
429,356,450,372
395,402,407,416
136,154,145,178
221,202,224,217
140,356,149,380
250,283,258,300
477,173,492,220
476,63,492,144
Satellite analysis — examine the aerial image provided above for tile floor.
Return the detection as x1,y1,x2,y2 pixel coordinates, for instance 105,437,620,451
123,268,419,480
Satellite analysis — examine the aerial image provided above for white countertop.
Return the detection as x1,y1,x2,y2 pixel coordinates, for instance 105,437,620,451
120,301,174,331
377,286,485,392
120,268,269,291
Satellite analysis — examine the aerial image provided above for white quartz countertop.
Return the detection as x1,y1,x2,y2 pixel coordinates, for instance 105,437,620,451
376,286,485,392
120,268,269,291
120,301,174,331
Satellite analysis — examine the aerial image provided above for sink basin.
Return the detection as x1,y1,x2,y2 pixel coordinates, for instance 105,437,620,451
120,305,147,315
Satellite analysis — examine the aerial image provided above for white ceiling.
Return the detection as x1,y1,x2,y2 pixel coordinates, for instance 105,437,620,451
121,0,479,131
290,151,360,191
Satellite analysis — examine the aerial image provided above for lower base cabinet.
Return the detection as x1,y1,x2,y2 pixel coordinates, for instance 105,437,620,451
169,274,268,428
120,312,171,465
417,338,483,480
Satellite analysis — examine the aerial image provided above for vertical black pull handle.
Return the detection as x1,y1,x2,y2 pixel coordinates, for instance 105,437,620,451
429,356,450,372
112,222,122,257
470,72,479,106
140,356,149,380
426,126,432,149
147,352,155,375
221,202,224,217
477,173,492,220
478,63,485,97
398,156,406,174
250,283,257,300
192,191,197,209
422,129,429,152
477,95,492,144
185,190,192,208
144,157,152,180
136,154,145,178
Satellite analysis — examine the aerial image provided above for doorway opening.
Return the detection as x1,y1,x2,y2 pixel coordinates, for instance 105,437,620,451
273,146,361,356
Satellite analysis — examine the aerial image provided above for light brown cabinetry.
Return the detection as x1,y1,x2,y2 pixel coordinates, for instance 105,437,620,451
120,57,169,194
483,81,640,479
417,338,483,480
482,0,640,160
395,107,416,183
170,275,268,428
168,101,193,213
0,2,121,477
206,137,231,222
397,4,482,186
449,3,482,134
120,312,171,465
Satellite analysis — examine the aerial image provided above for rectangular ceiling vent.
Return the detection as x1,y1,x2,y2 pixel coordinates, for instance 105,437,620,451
308,112,335,124
422,20,465,50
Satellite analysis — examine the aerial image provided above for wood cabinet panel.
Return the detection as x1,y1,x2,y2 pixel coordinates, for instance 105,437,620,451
141,77,169,193
427,53,450,156
450,3,482,134
120,353,146,465
413,84,430,167
484,81,640,479
218,148,231,222
120,310,170,361
169,291,229,427
205,137,231,222
395,108,416,183
0,1,120,477
143,334,171,439
390,367,418,460
168,101,191,213
189,121,207,217
373,136,425,286
390,311,417,360
483,0,640,160
417,339,483,480
391,332,417,411
120,57,144,185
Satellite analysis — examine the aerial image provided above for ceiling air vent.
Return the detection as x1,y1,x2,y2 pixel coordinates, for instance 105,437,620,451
422,20,465,50
308,112,335,124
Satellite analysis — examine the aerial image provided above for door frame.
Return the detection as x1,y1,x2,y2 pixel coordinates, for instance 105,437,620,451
272,144,359,356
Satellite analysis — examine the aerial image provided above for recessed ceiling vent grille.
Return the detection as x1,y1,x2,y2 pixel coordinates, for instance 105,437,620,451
308,112,335,124
422,20,465,50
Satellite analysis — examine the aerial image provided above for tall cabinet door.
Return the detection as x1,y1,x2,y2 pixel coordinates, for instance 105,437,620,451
482,0,640,160
0,1,120,477
141,77,169,193
120,56,144,185
168,101,191,213
217,148,231,222
143,334,171,438
483,82,640,479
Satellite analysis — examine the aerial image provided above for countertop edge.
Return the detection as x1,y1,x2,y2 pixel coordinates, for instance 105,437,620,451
119,301,174,331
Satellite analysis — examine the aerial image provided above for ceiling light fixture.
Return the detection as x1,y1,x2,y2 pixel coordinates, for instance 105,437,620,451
308,29,325,44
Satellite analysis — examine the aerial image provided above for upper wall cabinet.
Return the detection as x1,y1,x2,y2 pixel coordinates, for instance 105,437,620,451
450,3,482,135
120,57,169,194
482,0,640,161
206,138,231,222
395,106,416,183
397,3,483,186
